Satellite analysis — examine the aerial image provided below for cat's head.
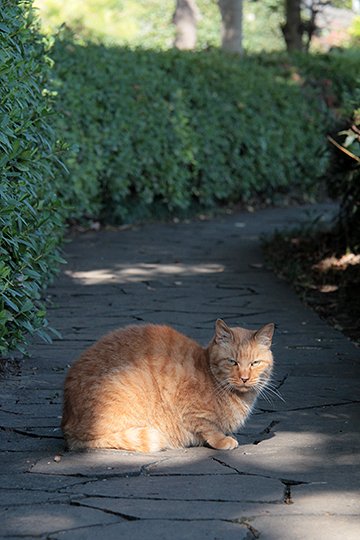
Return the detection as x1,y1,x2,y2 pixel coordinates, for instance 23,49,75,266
208,319,274,394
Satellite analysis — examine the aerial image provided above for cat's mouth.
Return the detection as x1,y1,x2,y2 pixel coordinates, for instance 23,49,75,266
232,383,252,393
227,379,254,393
237,386,251,393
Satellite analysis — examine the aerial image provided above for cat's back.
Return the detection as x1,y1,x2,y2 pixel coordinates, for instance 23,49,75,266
66,323,199,377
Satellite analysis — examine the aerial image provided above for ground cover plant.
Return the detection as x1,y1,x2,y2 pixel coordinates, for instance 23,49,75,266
0,0,64,357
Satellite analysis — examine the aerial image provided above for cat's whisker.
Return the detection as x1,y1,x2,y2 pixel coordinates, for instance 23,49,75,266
255,377,285,403
265,380,284,392
259,387,284,404
255,386,275,405
253,380,282,405
262,380,277,389
214,387,226,399
213,380,232,399
262,383,285,402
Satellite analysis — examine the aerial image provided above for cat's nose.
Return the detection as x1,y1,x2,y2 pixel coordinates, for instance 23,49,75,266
241,377,249,383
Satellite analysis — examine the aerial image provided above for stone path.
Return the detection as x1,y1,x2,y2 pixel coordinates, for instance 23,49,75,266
1,204,359,539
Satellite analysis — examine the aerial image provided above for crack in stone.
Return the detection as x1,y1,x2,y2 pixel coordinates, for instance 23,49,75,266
32,470,145,481
72,493,281,505
0,480,86,494
142,472,238,477
201,311,274,324
286,345,328,351
211,457,275,481
257,399,360,413
71,496,287,530
252,420,280,445
70,499,139,521
0,495,70,508
212,457,308,492
282,483,293,505
139,459,169,475
45,519,135,539
275,373,288,390
0,426,62,440
45,506,357,540
215,285,259,295
236,518,261,539
28,455,149,481
207,296,254,306
281,478,307,505
57,457,224,486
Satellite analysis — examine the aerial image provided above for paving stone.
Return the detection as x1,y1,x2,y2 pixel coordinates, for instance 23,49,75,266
53,519,250,540
65,473,284,503
0,429,63,452
250,514,360,540
0,411,62,429
0,473,88,491
143,447,239,475
30,450,164,477
1,503,119,536
0,490,69,505
69,485,360,520
70,495,272,521
0,452,47,474
30,446,264,477
290,482,360,514
211,418,360,487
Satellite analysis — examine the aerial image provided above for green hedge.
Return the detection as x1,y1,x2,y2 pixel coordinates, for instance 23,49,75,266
0,1,64,356
51,34,335,223
258,49,360,108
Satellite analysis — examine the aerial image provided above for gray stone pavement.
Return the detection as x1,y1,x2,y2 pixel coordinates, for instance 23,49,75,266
1,204,359,539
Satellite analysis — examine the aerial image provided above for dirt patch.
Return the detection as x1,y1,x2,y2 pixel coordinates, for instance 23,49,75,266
263,228,360,346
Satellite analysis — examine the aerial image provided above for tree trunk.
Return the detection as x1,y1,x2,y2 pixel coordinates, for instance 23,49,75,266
172,0,201,50
281,0,304,52
218,0,243,54
353,0,360,14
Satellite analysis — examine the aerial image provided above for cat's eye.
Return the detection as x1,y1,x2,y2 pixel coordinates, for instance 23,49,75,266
228,358,237,366
251,360,261,366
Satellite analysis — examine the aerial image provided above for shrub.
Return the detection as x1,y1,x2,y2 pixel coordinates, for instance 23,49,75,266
291,49,360,111
256,49,360,112
286,50,360,251
51,34,332,223
328,90,360,252
0,1,65,356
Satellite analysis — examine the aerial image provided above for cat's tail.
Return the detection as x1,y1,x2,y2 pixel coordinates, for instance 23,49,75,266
65,426,169,453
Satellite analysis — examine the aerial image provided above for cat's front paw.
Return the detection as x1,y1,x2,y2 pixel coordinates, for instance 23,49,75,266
209,435,239,450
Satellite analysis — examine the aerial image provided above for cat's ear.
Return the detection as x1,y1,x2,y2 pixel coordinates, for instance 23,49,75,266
254,323,275,348
215,319,234,344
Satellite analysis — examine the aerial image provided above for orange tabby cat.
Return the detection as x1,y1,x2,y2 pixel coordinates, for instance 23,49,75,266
62,319,275,452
